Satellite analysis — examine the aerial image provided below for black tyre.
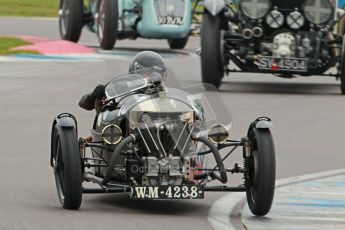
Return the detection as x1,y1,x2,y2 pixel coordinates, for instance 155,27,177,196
246,128,276,216
97,0,118,50
340,35,345,94
59,0,84,43
168,37,189,49
341,73,345,95
52,126,82,209
200,13,224,89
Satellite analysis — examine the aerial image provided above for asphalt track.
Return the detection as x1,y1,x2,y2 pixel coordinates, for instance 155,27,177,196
242,169,345,230
1,17,345,230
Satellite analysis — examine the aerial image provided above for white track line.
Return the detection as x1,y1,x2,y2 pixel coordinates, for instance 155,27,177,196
208,193,245,230
0,55,102,63
208,168,345,230
0,16,57,21
0,51,197,63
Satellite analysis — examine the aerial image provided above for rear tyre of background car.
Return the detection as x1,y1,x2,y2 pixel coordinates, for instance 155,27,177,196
168,37,189,49
245,128,276,216
59,0,84,43
340,72,345,95
200,13,224,89
340,35,345,95
97,0,118,50
52,126,82,210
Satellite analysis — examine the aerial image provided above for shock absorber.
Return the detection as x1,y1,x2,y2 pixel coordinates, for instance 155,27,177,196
244,157,251,187
243,137,251,187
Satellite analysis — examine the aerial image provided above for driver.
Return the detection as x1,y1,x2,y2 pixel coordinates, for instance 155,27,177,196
79,51,167,111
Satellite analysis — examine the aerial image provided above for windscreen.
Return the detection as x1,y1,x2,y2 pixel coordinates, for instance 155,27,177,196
165,84,233,130
105,73,147,99
105,67,165,99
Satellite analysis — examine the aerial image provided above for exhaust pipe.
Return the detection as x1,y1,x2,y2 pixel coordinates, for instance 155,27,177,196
253,27,263,38
102,134,137,185
242,28,253,40
191,134,228,184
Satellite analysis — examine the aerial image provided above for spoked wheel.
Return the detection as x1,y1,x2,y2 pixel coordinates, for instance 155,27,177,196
200,12,224,89
168,37,189,49
58,0,84,42
245,128,276,216
52,126,82,209
96,0,118,50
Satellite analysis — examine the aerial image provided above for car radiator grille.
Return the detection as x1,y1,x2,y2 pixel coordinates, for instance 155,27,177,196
153,0,185,18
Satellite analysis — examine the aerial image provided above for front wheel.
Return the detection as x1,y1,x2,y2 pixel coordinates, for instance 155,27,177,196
200,13,224,89
245,128,276,216
97,0,118,50
52,126,82,209
168,37,189,49
59,0,84,42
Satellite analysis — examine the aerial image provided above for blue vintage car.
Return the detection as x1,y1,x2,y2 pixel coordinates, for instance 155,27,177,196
339,0,345,8
58,0,195,50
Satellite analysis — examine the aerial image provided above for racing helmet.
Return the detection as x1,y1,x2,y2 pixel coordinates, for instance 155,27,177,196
128,51,167,81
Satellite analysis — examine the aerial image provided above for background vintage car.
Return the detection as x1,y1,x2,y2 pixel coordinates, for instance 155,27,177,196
200,0,345,94
59,0,200,50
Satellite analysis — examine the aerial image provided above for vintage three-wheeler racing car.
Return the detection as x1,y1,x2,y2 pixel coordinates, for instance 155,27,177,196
58,0,200,50
200,0,345,94
50,67,276,216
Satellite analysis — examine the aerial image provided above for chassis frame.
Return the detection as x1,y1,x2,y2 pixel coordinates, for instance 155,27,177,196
81,137,249,194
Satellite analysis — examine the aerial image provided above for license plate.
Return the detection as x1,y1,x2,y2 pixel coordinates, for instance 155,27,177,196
158,16,184,25
258,57,308,72
130,185,204,200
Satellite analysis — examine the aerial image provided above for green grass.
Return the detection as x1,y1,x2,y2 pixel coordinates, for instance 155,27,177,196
0,37,39,55
193,1,204,12
0,0,58,17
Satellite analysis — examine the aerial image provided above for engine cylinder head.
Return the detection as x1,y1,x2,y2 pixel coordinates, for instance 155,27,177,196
253,27,263,37
242,28,253,40
272,33,296,58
